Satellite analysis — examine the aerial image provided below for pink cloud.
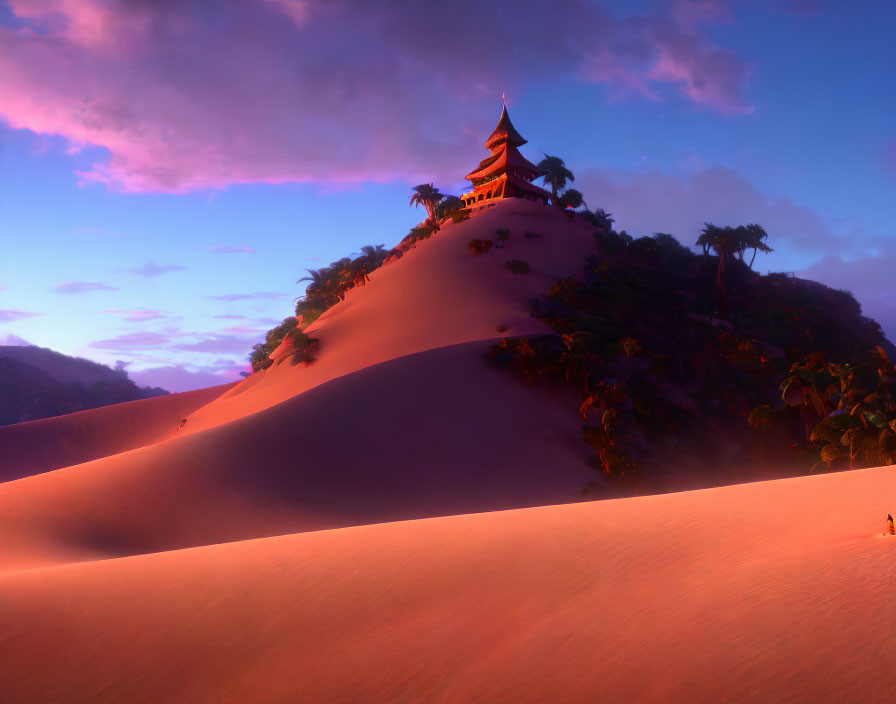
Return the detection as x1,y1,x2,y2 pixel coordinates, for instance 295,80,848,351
0,0,754,193
104,309,172,322
56,281,118,294
0,309,42,321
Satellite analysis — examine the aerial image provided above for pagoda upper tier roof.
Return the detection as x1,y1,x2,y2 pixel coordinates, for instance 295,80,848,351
465,143,542,182
484,105,527,150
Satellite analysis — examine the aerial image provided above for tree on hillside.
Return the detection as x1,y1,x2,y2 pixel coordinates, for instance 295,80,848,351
697,223,744,316
537,155,575,202
409,183,445,230
558,188,584,210
581,207,615,233
741,224,773,270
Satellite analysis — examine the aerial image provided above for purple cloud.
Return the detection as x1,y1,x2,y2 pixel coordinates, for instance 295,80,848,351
127,260,186,277
104,309,172,322
0,309,41,322
206,292,288,301
175,334,261,355
0,0,753,193
56,281,119,294
800,248,896,342
90,331,170,350
576,165,836,252
213,314,248,320
209,246,256,254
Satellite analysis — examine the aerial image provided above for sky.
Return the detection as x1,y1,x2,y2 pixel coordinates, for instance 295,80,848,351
1,0,894,391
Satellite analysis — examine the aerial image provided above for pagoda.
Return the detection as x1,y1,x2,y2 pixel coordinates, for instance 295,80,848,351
461,105,551,209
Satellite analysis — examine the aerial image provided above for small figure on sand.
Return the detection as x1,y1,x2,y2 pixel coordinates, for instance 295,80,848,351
178,418,188,430
886,515,894,536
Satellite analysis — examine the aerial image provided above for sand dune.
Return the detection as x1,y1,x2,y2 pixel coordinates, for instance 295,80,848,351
2,465,895,702
0,341,592,569
180,199,595,435
0,383,233,482
1,200,599,569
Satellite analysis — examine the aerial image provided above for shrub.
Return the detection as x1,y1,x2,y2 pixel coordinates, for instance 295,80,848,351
524,232,544,243
496,325,509,333
468,239,493,255
287,328,319,366
504,259,530,275
495,228,510,244
250,317,299,372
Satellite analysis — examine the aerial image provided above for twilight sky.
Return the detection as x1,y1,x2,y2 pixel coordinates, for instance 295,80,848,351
1,0,894,391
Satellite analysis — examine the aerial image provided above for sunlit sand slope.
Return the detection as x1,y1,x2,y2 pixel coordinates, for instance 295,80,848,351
0,341,592,569
181,199,595,434
2,464,895,702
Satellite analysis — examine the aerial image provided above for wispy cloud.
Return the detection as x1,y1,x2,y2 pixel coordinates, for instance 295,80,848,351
206,292,287,301
90,331,170,350
209,246,256,254
56,281,119,294
104,309,173,322
213,314,248,320
127,260,186,277
0,309,42,322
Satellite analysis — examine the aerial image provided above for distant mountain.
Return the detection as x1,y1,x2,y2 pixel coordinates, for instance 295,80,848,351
0,345,167,426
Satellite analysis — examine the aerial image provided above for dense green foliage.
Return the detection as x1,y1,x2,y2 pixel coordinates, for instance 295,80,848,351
0,350,166,425
491,225,888,493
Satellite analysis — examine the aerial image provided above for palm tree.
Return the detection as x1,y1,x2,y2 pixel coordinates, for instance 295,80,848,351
297,267,330,291
741,224,772,270
409,183,445,230
536,155,575,203
698,223,740,316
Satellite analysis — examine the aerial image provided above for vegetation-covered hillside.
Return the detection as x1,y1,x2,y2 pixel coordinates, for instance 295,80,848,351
250,164,894,495
492,223,892,494
0,346,167,426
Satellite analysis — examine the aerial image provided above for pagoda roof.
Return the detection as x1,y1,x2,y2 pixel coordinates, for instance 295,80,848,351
470,171,551,200
502,171,551,198
484,105,527,150
465,143,541,182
